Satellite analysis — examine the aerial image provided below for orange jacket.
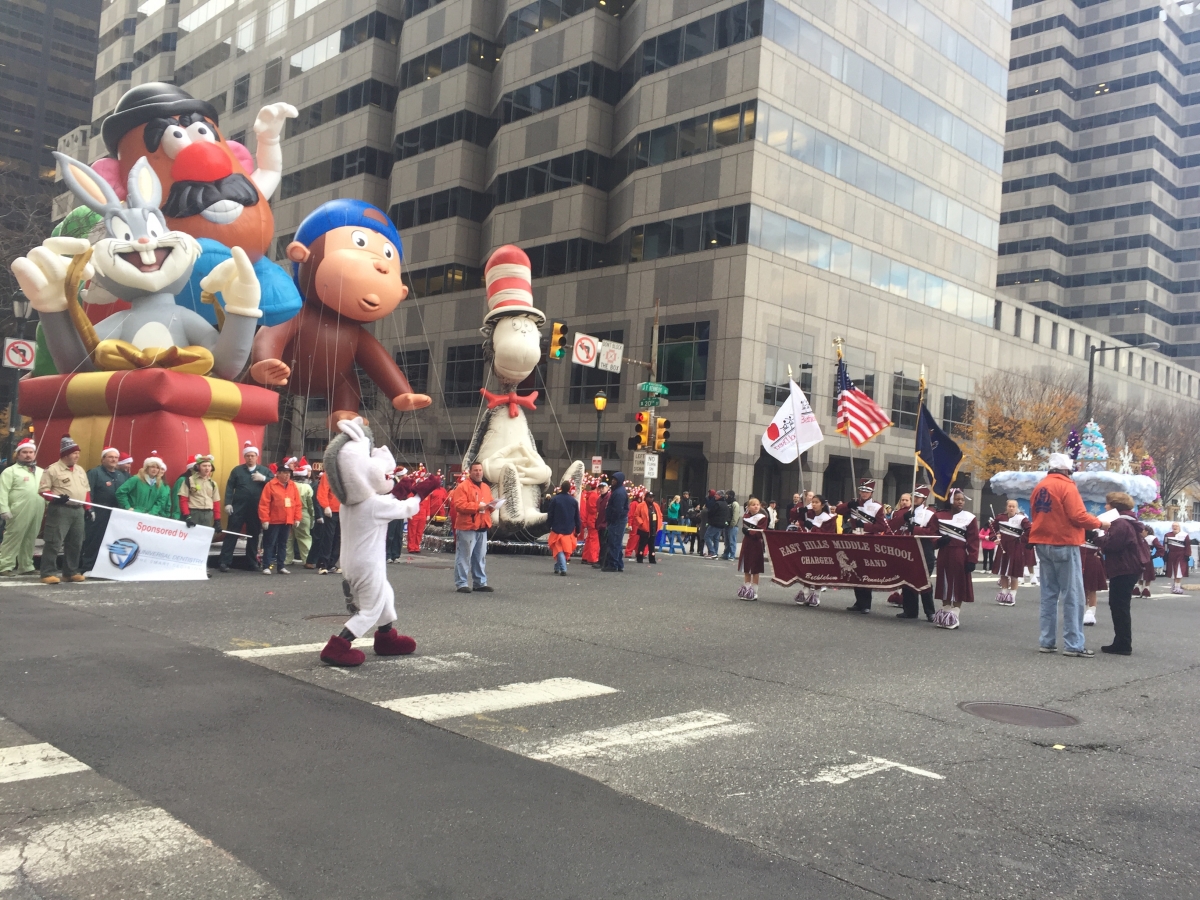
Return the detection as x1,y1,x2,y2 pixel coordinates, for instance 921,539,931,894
1028,472,1101,546
580,490,598,529
631,500,648,532
451,478,495,531
315,473,340,514
258,478,302,526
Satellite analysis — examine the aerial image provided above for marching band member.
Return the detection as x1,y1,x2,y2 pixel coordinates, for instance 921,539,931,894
884,493,912,608
835,478,886,614
991,499,1030,606
736,497,767,601
893,485,937,621
1164,522,1191,595
1137,524,1162,598
918,488,979,630
793,494,836,606
1081,529,1107,626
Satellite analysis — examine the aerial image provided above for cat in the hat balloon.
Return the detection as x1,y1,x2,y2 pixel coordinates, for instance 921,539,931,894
463,245,584,536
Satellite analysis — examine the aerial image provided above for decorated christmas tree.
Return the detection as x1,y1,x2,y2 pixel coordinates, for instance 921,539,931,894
1139,455,1165,518
1077,420,1109,472
1066,428,1082,463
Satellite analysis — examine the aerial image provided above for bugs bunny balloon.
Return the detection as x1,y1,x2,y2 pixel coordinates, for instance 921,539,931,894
9,152,261,379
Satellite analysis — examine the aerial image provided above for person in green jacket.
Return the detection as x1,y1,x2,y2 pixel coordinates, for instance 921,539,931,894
116,453,173,518
288,457,315,565
0,437,46,575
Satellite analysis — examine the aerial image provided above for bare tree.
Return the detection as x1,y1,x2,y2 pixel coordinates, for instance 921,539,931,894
1121,399,1200,507
0,175,54,336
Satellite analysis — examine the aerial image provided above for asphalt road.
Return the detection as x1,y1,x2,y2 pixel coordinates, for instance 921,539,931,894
1,550,1197,899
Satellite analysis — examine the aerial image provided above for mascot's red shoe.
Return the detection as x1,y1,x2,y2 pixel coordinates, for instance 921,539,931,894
320,635,365,667
374,628,416,656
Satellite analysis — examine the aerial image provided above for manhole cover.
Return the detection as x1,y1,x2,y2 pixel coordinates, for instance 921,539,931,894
959,702,1080,728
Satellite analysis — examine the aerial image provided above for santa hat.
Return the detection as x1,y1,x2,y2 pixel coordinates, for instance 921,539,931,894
59,434,80,456
242,440,259,457
118,455,133,466
913,484,931,499
16,436,35,453
101,446,119,459
143,450,166,472
293,456,312,477
483,244,545,326
282,456,298,471
183,453,198,470
857,478,876,494
268,462,278,474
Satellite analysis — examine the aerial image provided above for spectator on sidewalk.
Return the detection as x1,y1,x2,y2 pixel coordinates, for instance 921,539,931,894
314,468,342,574
0,437,45,576
604,472,629,572
593,480,611,569
1029,453,1102,657
451,461,494,591
219,442,273,573
39,435,90,585
724,491,741,560
80,447,127,571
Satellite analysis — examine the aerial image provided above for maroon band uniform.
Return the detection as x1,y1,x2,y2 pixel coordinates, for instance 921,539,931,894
991,512,1031,577
919,509,980,604
1164,532,1192,579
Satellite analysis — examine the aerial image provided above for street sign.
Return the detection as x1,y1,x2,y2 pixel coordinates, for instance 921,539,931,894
637,382,668,395
591,455,602,474
638,397,660,408
597,340,624,373
2,338,35,370
642,453,659,480
572,333,598,367
632,450,646,474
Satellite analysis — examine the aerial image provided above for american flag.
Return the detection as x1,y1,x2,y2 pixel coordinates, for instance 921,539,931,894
835,357,892,447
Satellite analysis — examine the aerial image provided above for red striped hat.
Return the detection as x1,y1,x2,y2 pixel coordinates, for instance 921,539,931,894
483,244,545,326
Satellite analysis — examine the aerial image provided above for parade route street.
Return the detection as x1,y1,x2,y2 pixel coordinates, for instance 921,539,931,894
1,552,1198,899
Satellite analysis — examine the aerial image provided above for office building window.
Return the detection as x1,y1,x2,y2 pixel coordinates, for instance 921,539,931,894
405,264,484,298
393,109,498,160
942,374,975,437
440,438,468,457
398,33,499,90
993,300,1002,330
1051,322,1059,350
264,57,282,96
656,322,709,401
568,329,623,403
444,344,487,407
567,440,619,461
392,439,425,457
1068,328,1075,356
389,187,492,229
494,61,619,125
394,348,430,393
232,74,250,111
1032,315,1041,344
890,371,921,430
1013,308,1022,338
280,146,393,199
763,330,814,405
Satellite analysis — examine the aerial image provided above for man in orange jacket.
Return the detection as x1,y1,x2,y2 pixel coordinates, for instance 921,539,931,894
451,461,495,593
259,461,303,574
580,479,600,564
315,470,342,573
1029,453,1103,657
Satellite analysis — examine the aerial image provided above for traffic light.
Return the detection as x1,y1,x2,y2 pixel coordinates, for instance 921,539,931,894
634,411,651,450
549,321,569,360
655,417,671,451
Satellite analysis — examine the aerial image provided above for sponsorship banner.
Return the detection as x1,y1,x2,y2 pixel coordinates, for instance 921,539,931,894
763,531,930,592
87,508,214,581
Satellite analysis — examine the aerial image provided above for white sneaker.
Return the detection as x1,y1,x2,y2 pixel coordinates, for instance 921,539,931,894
262,567,273,575
278,567,291,575
1083,607,1096,626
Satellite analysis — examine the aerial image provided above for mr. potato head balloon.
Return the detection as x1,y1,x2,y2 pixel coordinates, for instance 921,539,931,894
250,200,432,428
95,82,301,326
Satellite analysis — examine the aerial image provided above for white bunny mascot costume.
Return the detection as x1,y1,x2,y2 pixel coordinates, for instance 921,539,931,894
318,417,441,667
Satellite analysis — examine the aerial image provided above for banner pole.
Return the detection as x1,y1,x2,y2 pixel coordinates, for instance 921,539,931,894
787,366,806,495
912,365,925,499
42,494,252,538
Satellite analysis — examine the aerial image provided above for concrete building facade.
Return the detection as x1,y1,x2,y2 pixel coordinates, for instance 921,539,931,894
1000,0,1200,371
76,0,1195,505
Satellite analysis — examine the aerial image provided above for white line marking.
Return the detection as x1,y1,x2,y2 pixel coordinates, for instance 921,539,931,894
228,644,482,670
0,743,90,784
227,640,372,657
512,710,754,762
809,753,943,785
378,677,618,721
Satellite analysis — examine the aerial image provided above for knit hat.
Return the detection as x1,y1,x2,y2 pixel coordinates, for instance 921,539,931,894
143,451,166,472
1048,452,1074,471
59,434,80,456
242,440,259,457
193,453,214,467
858,478,876,494
483,244,545,326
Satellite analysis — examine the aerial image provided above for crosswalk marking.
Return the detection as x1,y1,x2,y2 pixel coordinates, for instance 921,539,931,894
512,710,753,762
809,753,943,785
378,677,619,721
228,644,483,671
0,743,90,784
228,640,371,658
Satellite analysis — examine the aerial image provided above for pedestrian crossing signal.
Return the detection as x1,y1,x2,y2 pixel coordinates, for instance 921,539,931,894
655,417,671,451
634,411,651,450
550,321,569,359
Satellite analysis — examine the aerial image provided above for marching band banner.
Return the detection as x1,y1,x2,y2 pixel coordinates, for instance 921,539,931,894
87,508,214,581
763,531,931,592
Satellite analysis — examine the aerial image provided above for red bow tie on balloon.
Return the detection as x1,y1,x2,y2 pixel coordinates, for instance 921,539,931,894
480,387,539,417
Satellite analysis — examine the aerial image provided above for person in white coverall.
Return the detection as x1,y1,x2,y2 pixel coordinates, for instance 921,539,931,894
0,438,46,575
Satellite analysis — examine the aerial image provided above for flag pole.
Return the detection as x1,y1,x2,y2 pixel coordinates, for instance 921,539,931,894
912,364,925,499
833,337,857,492
787,364,806,495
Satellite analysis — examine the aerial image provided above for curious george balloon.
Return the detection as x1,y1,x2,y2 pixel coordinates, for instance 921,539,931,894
249,200,432,427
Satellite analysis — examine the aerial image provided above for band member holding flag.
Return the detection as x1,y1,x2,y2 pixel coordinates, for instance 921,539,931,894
917,487,980,630
893,485,938,620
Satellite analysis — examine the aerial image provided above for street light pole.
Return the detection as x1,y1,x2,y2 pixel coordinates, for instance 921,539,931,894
1086,341,1159,422
593,390,607,465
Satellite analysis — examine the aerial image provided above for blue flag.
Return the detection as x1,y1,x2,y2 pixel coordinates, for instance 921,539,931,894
916,404,963,500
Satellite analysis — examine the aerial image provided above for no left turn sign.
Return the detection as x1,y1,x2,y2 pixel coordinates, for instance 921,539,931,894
572,333,598,368
3,338,35,370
